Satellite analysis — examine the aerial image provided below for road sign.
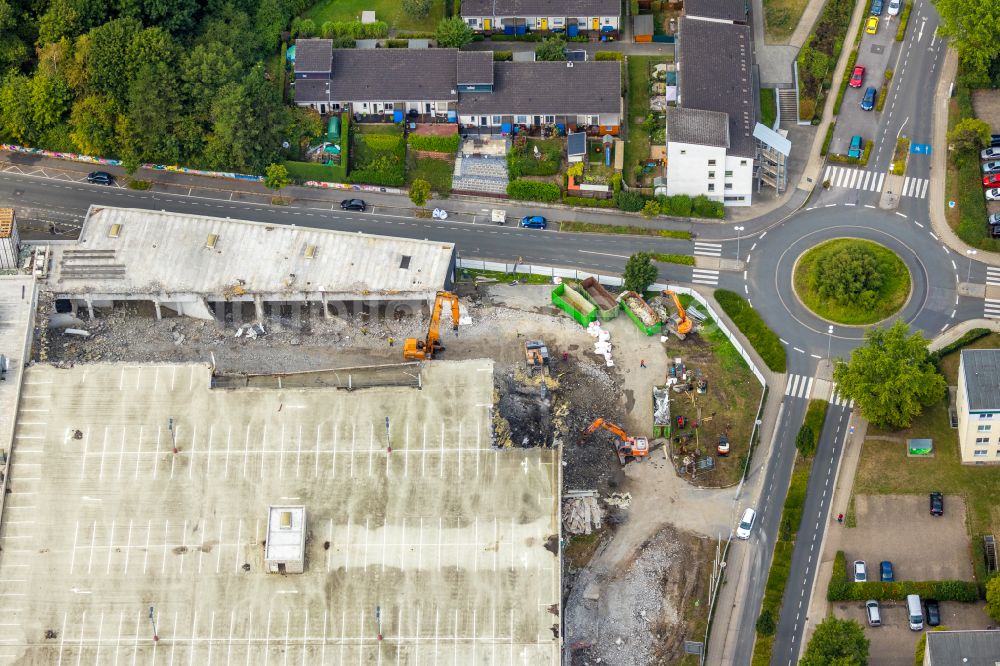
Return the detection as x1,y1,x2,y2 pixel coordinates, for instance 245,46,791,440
910,143,932,155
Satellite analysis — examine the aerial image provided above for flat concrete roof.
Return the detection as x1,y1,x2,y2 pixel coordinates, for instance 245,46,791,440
47,206,455,301
0,360,559,664
961,349,1000,411
265,505,305,562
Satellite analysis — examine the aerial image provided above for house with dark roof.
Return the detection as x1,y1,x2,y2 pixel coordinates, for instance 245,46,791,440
663,17,757,206
460,0,619,35
957,349,1000,463
924,630,1000,665
292,42,622,133
684,0,749,24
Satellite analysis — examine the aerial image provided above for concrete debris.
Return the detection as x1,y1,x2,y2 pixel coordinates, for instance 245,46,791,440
63,328,90,338
605,492,631,509
562,496,604,535
653,387,671,426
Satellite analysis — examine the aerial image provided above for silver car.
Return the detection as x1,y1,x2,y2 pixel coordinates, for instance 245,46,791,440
854,560,867,582
983,160,1000,175
982,146,1000,160
887,0,901,15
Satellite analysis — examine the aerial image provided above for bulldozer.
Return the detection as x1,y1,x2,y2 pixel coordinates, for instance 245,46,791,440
662,290,693,340
403,291,460,361
579,418,650,465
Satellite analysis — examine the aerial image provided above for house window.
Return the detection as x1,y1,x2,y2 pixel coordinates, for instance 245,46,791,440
385,103,393,110
979,413,995,419
467,19,476,26
708,171,715,179
332,103,341,111
544,115,555,123
725,170,733,177
400,255,411,269
492,115,501,124
725,183,733,190
974,449,988,457
708,159,716,166
707,183,715,192
977,437,991,444
515,115,528,123
978,424,992,432
740,160,748,166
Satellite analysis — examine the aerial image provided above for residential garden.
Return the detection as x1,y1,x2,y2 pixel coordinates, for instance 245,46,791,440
763,0,811,43
301,0,445,35
624,55,671,188
796,0,853,123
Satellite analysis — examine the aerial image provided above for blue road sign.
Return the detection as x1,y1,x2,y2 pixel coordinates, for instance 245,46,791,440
910,143,932,154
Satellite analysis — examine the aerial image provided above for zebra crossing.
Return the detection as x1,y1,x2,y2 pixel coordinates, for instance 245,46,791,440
829,383,855,409
985,298,1000,320
691,268,720,286
693,241,722,258
784,374,814,400
986,267,1000,287
900,176,930,199
823,166,884,193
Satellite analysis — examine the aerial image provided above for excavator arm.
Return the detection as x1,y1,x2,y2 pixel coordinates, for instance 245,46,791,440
664,290,693,335
403,291,460,360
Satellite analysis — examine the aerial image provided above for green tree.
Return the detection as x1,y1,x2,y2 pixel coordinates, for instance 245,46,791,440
623,252,658,293
948,117,992,153
402,0,432,19
755,608,776,636
535,36,567,61
0,0,30,72
409,178,431,207
0,73,33,143
138,0,200,35
69,94,119,156
29,73,73,131
37,0,81,45
255,0,288,53
800,617,868,666
127,60,181,164
204,64,284,173
833,320,946,430
180,42,242,127
435,16,474,48
86,17,143,105
933,0,1000,84
986,576,1000,622
124,26,178,85
795,424,815,457
292,17,317,38
814,244,884,308
264,163,290,200
641,199,660,219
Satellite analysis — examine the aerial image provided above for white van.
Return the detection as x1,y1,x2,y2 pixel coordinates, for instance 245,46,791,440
906,594,924,631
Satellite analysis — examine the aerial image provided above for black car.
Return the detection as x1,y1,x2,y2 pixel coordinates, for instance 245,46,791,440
340,198,367,212
86,171,114,185
924,599,941,626
930,491,944,516
990,134,1000,148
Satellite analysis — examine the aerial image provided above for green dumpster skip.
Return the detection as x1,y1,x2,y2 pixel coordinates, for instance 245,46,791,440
552,283,597,327
579,276,620,321
618,291,662,336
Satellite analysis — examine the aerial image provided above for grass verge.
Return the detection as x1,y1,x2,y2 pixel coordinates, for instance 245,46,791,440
763,0,811,43
760,88,777,128
650,253,696,266
714,290,787,373
792,238,910,325
407,156,453,195
457,268,553,285
558,221,691,239
892,136,910,176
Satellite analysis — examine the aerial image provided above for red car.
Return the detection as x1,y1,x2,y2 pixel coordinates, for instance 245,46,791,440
849,65,865,88
985,173,1000,188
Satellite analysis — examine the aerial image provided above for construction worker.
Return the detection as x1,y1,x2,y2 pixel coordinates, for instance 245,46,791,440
837,513,844,524
640,359,646,368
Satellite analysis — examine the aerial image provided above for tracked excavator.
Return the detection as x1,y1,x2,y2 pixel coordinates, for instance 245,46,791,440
662,290,693,340
403,292,460,360
579,418,650,465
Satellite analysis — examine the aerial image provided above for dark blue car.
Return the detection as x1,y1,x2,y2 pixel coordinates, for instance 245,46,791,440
870,0,883,15
880,560,894,582
519,215,548,229
861,86,877,111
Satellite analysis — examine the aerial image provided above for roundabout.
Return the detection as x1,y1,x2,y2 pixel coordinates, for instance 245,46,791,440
791,238,911,326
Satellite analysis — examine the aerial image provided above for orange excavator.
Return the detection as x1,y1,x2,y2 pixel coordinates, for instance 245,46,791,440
663,290,693,340
403,291,460,360
579,418,650,465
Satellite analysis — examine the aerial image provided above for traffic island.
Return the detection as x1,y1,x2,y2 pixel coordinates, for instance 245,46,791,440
792,238,911,326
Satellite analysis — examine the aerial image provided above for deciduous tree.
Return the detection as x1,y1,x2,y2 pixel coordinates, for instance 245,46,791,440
435,17,474,49
69,94,118,156
800,617,868,666
948,117,992,153
409,178,431,207
86,17,142,105
264,163,290,199
623,253,658,294
535,36,566,61
933,0,1000,84
832,320,946,430
0,73,33,143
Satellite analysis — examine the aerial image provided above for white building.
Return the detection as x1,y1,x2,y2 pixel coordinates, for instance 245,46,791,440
664,108,754,202
956,349,1000,464
265,506,306,574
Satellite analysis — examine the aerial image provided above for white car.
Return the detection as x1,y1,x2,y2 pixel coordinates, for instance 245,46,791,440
887,0,901,15
854,560,867,582
987,188,1000,201
736,507,756,539
982,147,1000,160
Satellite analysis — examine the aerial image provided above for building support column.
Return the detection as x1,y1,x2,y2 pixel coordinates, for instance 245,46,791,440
254,294,265,321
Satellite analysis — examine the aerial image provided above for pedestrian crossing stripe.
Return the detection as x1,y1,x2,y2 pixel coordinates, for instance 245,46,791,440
693,242,722,257
784,374,813,399
985,298,1000,320
691,267,720,286
901,176,930,199
830,383,855,409
823,165,884,192
986,267,1000,287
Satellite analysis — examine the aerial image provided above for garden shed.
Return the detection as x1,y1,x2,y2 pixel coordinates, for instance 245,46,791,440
633,14,654,42
567,132,587,163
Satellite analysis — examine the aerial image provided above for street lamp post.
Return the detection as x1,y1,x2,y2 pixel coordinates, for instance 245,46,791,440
967,249,977,283
827,325,834,361
734,226,745,261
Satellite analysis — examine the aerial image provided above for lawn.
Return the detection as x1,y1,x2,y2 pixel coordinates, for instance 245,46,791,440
350,123,405,186
792,239,911,325
763,0,811,43
714,289,787,373
625,55,670,187
760,88,777,129
855,333,1000,537
302,0,444,32
456,268,553,285
408,156,453,195
508,137,562,178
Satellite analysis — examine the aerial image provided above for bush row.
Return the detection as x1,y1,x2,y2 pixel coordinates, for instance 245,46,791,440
821,122,835,157
796,399,829,457
930,328,991,365
320,20,388,39
507,179,561,202
714,290,787,372
828,552,980,601
407,133,460,153
649,253,695,266
595,51,624,61
558,221,691,239
493,50,513,61
895,1,912,41
562,195,616,208
488,33,543,42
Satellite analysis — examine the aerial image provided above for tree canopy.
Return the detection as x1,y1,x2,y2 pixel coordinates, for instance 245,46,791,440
435,16,474,49
623,253,658,294
832,320,946,429
933,0,1000,84
948,117,992,153
800,617,869,666
535,36,567,61
814,244,885,309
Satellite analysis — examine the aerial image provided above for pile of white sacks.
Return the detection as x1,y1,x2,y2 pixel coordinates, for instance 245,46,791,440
587,321,614,367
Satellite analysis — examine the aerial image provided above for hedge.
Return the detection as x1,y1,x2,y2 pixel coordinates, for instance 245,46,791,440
649,253,696,266
827,140,872,167
489,33,542,41
386,39,408,47
562,195,616,208
595,51,624,61
320,20,388,39
833,48,859,116
821,122,836,157
493,50,513,61
714,290,787,372
362,133,403,151
395,31,435,39
895,1,912,41
615,190,644,212
506,179,561,202
931,328,991,365
559,221,691,239
283,159,347,184
692,194,725,218
828,552,980,601
407,133,460,153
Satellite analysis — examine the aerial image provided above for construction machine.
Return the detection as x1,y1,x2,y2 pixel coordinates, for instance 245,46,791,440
579,418,650,465
524,339,550,375
403,291,460,361
662,290,693,340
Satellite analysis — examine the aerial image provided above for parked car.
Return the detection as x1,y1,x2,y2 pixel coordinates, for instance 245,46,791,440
924,599,941,627
86,171,114,185
984,174,1000,188
982,160,1000,175
519,215,548,229
907,594,925,631
989,212,1000,226
982,147,1000,160
930,491,944,516
340,198,367,211
861,87,877,111
848,136,864,159
880,560,895,582
866,600,881,626
736,507,756,540
849,65,866,88
866,16,879,34
986,188,1000,201
887,0,902,15
854,560,867,582
991,134,1000,148
992,224,1000,239
870,0,883,15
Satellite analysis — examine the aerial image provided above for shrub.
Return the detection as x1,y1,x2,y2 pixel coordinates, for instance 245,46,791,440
714,290,787,372
127,179,151,190
395,31,436,39
595,51,624,61
756,609,776,636
795,425,816,457
407,133,460,153
321,20,388,39
562,195,616,208
799,96,817,121
641,200,660,218
820,122,836,156
828,551,851,601
895,0,912,41
833,49,859,115
493,50,513,61
615,190,645,212
401,0,432,19
655,194,692,217
814,244,885,308
386,39,409,48
649,253,695,266
506,179,561,202
409,178,431,207
931,328,990,364
623,253,658,293
692,195,724,218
